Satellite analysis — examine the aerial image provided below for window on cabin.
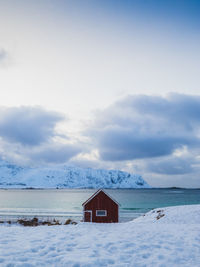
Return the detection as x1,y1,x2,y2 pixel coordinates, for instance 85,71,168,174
96,210,107,216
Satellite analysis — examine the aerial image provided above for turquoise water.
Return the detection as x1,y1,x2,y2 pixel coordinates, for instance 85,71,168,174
0,189,200,222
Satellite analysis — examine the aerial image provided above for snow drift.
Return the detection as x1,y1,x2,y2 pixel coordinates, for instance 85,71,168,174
0,205,199,266
134,204,200,224
0,160,150,188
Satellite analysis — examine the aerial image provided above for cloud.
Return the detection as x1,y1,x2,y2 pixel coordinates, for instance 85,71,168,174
0,139,83,166
68,158,100,169
0,106,85,165
0,106,65,146
144,157,193,175
96,127,195,161
88,93,200,161
0,49,8,63
28,143,82,164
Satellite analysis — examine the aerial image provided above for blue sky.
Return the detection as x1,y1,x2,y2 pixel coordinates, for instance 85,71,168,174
0,0,200,187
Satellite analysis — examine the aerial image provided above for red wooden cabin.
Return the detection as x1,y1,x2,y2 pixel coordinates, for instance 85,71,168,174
82,189,119,223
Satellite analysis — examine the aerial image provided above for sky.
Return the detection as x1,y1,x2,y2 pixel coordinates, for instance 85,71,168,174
0,0,200,187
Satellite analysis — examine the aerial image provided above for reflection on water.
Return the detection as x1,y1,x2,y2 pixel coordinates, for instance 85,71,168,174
0,188,200,222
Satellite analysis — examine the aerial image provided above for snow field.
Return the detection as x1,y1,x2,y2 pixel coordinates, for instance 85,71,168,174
0,205,200,267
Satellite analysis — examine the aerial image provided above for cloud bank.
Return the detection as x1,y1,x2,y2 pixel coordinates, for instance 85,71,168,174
0,106,82,165
85,93,200,186
0,106,65,145
89,93,200,162
144,156,193,175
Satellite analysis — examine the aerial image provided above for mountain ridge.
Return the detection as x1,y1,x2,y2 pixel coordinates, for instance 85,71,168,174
0,160,150,188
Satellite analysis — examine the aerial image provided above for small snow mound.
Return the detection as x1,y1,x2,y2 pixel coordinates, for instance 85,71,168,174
134,204,200,224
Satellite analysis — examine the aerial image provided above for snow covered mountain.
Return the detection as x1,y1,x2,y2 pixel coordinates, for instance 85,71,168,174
0,160,150,188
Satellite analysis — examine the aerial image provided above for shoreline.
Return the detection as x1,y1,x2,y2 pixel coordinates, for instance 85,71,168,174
0,187,200,190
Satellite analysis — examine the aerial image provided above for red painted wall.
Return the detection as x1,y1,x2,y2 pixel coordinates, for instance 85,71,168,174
83,191,118,223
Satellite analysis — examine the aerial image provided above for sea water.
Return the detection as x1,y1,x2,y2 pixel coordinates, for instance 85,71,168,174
0,188,200,222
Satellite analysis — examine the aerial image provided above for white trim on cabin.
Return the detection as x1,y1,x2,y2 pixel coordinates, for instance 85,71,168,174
82,189,120,206
96,210,107,217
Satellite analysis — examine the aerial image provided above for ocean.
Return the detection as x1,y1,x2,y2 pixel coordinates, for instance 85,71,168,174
0,188,200,222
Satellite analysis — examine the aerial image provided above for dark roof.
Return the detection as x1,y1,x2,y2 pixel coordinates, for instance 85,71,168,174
82,189,119,206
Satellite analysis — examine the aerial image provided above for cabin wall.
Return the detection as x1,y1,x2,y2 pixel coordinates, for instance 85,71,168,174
84,191,118,223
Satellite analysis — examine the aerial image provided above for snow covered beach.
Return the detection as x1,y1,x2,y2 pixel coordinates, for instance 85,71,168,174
0,205,200,267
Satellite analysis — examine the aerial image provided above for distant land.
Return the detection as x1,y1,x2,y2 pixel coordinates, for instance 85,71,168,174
0,160,150,189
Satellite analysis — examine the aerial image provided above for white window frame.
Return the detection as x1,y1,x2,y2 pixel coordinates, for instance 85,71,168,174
96,210,107,217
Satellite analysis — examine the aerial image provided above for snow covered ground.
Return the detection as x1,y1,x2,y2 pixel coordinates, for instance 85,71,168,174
0,205,200,267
